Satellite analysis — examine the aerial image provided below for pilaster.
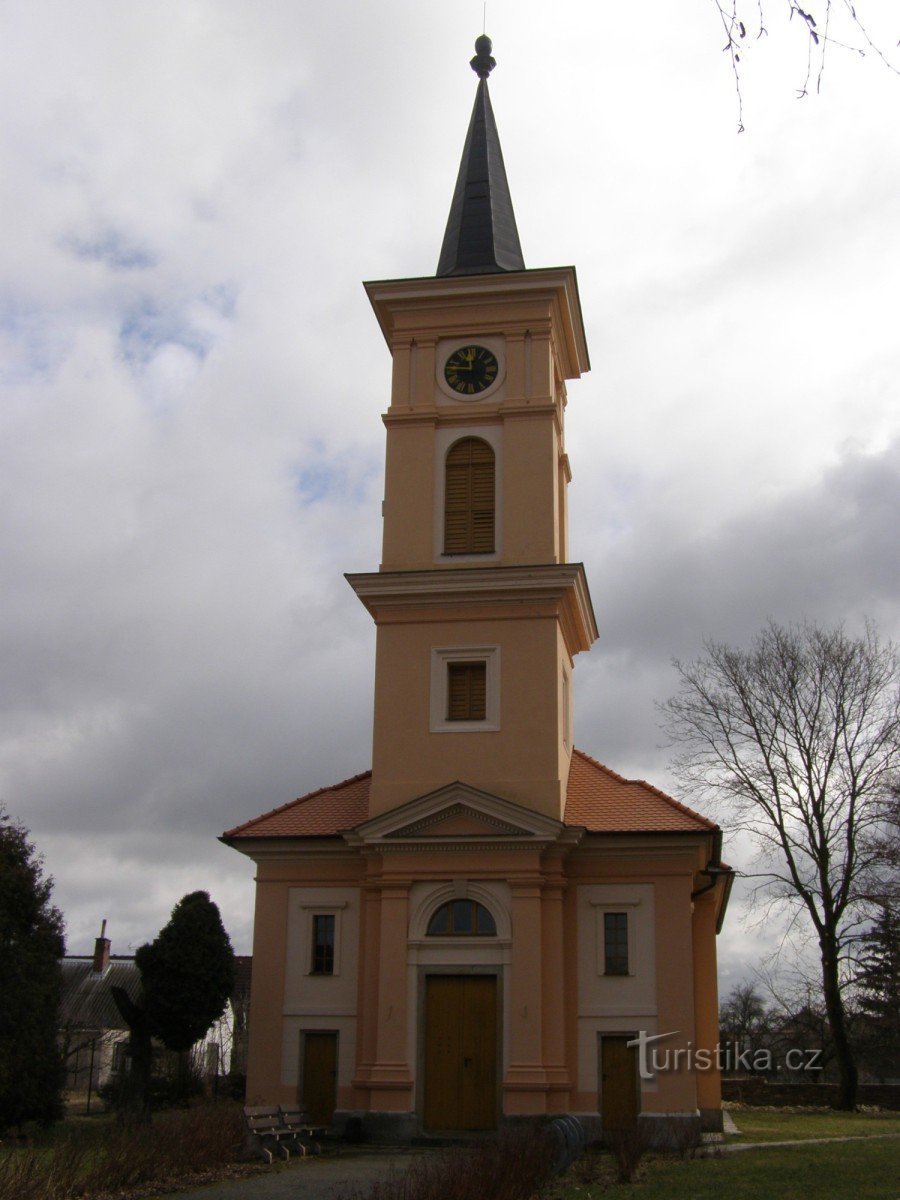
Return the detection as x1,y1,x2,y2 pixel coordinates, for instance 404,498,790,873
367,876,414,1109
503,875,547,1113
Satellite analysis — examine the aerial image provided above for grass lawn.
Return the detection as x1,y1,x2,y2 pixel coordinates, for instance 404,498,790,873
728,1107,900,1141
555,1137,900,1200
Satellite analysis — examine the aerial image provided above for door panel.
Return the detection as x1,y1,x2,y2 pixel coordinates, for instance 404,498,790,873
424,976,497,1130
600,1035,639,1131
301,1031,337,1125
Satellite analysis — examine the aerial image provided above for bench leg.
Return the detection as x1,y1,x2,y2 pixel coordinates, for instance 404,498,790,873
243,1134,273,1165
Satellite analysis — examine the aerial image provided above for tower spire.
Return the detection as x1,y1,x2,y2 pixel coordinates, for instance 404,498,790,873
436,36,525,277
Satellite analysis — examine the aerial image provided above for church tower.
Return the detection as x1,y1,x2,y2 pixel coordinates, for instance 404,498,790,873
350,35,596,821
225,36,729,1144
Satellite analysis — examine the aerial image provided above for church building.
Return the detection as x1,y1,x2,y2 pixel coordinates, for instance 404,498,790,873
223,36,732,1142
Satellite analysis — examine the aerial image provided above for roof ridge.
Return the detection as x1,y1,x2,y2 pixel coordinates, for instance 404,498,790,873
571,746,630,784
571,747,717,831
223,769,372,838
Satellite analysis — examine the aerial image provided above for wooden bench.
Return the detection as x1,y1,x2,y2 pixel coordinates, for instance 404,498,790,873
242,1105,327,1163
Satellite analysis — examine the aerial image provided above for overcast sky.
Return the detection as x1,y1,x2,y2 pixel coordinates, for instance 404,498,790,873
2,1,898,992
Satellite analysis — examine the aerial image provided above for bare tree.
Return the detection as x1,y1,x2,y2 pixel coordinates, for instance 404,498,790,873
661,620,900,1109
711,1,900,129
719,981,774,1071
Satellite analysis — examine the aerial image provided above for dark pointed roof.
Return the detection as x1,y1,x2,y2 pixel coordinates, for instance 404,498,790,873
436,36,525,277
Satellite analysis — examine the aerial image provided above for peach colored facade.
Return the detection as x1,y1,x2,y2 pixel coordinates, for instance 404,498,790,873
227,770,729,1137
223,49,731,1141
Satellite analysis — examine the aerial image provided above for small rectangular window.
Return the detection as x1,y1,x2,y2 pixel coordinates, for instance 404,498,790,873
447,661,487,721
311,914,335,975
430,645,500,733
604,912,629,975
111,1041,128,1074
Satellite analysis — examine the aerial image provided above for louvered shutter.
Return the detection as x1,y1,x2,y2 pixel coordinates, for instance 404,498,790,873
447,661,487,721
444,438,495,554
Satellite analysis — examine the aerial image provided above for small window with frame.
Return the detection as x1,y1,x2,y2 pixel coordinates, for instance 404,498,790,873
310,913,336,975
430,645,499,732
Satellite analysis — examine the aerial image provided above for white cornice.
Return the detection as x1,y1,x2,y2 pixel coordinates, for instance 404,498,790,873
363,267,590,380
345,563,598,654
222,839,359,864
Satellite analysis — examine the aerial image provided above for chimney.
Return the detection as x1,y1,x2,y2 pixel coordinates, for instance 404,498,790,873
92,919,110,973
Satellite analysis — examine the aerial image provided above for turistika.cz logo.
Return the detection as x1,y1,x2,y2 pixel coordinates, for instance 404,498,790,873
625,1030,824,1081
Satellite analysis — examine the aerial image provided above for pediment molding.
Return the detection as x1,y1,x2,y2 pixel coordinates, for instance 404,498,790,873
343,782,583,853
388,803,529,840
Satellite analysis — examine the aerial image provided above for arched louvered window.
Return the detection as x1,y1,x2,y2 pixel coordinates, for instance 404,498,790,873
427,899,497,937
444,437,495,555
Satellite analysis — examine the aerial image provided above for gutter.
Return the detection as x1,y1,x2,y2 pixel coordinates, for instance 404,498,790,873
690,829,736,932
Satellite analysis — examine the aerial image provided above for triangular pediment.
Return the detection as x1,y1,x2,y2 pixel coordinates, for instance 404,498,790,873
344,782,582,852
389,803,530,840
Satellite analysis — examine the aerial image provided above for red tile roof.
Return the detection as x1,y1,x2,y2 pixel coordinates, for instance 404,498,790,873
222,750,715,840
223,771,371,839
564,749,716,833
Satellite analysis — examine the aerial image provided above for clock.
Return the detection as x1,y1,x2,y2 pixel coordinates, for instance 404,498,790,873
443,344,500,396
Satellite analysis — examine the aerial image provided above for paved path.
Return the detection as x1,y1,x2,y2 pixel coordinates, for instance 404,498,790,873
720,1131,900,1153
154,1150,420,1200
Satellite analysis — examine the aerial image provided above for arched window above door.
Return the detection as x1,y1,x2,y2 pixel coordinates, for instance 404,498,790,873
444,437,495,554
427,899,497,937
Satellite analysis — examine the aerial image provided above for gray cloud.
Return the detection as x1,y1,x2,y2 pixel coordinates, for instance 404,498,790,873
1,3,897,978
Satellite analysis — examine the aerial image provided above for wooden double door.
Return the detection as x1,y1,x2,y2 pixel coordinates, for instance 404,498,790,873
423,975,498,1130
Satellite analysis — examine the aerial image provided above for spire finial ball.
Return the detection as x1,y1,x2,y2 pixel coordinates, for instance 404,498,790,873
470,34,496,79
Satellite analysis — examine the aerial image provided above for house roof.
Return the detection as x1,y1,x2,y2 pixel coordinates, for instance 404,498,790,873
222,749,716,841
60,953,254,1031
59,957,142,1031
564,749,717,833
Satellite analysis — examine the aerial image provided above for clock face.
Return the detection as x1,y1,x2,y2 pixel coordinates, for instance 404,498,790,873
443,345,499,396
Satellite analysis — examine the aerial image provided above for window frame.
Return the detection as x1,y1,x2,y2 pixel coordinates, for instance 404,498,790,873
300,904,346,978
562,668,571,749
430,645,500,733
433,425,502,563
591,899,640,979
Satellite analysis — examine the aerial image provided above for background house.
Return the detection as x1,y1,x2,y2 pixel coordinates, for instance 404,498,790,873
59,923,250,1106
